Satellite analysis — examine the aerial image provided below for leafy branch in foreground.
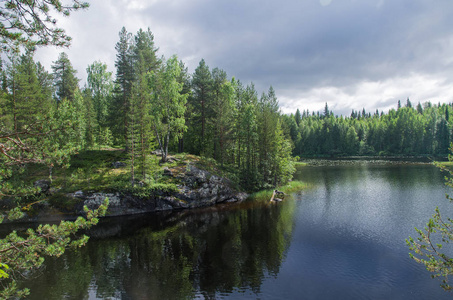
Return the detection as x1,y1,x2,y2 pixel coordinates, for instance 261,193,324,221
0,0,89,52
407,151,453,291
407,207,453,291
0,198,108,299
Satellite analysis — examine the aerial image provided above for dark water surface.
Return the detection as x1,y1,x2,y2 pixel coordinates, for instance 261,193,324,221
18,162,453,299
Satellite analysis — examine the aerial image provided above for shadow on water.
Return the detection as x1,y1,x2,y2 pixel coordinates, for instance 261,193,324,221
19,198,298,299
14,160,453,299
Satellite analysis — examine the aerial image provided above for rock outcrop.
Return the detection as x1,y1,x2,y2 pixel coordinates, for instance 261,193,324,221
73,164,248,217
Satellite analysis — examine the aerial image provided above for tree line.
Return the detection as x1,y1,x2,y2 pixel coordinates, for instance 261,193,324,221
0,26,295,194
284,100,452,157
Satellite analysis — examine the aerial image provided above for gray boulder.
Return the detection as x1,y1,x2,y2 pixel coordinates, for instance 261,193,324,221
111,161,126,168
34,179,51,194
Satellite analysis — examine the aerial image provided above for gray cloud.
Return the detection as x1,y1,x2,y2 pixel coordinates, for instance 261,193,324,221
35,0,453,116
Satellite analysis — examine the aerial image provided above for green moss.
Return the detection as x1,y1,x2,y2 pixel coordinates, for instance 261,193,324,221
6,150,241,207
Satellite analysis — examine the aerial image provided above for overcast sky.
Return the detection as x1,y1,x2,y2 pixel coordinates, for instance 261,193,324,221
35,0,453,116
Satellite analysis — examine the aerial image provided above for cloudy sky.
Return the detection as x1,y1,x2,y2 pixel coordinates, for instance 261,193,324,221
35,0,453,116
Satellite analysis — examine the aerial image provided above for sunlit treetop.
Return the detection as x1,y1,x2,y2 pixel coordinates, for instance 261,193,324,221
0,0,89,52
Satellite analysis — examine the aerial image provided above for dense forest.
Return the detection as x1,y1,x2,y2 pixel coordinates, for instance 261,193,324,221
0,26,294,195
285,100,452,157
3,25,453,200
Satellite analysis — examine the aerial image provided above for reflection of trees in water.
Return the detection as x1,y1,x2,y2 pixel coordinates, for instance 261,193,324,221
297,164,444,189
20,200,297,299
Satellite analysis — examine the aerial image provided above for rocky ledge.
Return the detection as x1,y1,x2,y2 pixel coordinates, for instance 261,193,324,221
67,165,248,218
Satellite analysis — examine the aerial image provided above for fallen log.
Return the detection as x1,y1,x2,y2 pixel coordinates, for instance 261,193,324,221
270,189,276,202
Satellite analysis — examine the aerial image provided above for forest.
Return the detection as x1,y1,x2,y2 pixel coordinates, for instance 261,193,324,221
3,25,453,200
285,100,452,158
3,24,453,202
3,1,453,298
0,26,295,197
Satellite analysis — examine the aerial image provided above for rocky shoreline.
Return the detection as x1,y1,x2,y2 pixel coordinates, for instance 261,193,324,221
75,165,248,216
3,164,248,223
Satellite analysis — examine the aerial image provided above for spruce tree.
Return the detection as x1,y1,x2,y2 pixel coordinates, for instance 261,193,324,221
295,108,301,126
190,59,213,155
111,27,134,148
257,86,280,186
129,28,160,179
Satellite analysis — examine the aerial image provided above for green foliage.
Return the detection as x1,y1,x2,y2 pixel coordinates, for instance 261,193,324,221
113,181,178,198
1,94,86,197
407,147,453,291
52,52,80,102
187,59,213,155
150,55,188,162
0,0,89,52
86,60,113,129
111,26,134,147
292,103,453,157
0,198,108,299
248,180,309,202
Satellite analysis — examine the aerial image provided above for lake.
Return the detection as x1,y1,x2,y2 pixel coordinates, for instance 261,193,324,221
18,161,453,299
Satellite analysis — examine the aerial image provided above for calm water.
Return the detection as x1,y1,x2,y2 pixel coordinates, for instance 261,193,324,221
18,162,453,299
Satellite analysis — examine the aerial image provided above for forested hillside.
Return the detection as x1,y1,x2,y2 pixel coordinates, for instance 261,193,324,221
284,101,452,157
0,26,294,196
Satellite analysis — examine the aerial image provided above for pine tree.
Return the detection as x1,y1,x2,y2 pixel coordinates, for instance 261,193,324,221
0,0,89,52
0,4,109,298
52,52,79,102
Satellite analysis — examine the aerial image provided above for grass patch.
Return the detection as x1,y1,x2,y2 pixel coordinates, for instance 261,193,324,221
294,162,308,167
279,181,310,193
437,161,453,168
4,149,244,208
248,180,309,202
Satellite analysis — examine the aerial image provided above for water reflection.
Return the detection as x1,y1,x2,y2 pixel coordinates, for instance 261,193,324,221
21,200,297,299
16,162,453,299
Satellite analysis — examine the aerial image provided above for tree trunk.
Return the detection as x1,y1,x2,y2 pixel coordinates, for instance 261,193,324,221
178,136,184,153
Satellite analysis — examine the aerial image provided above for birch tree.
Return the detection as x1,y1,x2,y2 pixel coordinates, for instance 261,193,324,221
150,56,188,162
